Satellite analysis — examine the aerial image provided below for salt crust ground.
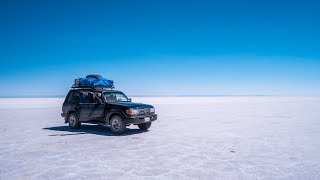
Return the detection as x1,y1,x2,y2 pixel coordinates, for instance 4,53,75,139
0,97,320,179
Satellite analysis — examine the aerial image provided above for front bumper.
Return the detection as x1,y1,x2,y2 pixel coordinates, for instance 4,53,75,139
124,114,157,125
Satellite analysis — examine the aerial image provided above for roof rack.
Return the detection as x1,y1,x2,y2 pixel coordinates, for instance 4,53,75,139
71,85,115,90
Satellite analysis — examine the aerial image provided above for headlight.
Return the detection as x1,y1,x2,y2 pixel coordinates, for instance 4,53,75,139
126,108,139,115
150,108,155,113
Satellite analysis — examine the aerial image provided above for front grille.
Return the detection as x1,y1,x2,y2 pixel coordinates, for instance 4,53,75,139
138,108,151,116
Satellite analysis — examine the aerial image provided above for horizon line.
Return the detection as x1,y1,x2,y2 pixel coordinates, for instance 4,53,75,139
0,94,319,98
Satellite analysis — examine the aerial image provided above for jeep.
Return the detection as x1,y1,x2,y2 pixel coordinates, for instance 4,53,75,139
61,88,157,134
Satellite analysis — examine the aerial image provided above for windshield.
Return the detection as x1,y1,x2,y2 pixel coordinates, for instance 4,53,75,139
103,92,130,103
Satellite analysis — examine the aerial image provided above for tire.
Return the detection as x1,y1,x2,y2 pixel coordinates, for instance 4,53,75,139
68,113,81,129
138,122,152,130
110,115,126,134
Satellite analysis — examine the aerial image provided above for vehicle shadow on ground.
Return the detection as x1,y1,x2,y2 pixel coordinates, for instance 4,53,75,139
43,124,148,136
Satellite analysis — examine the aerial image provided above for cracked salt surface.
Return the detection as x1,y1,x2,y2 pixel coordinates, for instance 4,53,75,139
0,97,320,179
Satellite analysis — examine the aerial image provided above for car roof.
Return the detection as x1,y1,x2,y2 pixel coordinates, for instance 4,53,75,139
70,89,122,93
101,90,123,93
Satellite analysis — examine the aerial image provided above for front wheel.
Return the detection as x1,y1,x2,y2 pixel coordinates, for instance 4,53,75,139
138,122,152,130
68,113,81,129
110,115,126,134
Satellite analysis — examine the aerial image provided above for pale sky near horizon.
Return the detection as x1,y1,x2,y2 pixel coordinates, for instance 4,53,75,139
1,0,320,97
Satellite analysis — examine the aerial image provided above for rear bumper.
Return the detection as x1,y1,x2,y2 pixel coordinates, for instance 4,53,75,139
61,113,67,117
61,113,68,123
124,114,157,125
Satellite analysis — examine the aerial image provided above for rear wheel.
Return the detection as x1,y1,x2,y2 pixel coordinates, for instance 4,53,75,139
138,122,152,130
68,113,81,129
110,115,126,134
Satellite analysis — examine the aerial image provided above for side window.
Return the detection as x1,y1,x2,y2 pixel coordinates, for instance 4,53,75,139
80,91,94,103
105,93,117,103
115,93,127,102
66,91,79,104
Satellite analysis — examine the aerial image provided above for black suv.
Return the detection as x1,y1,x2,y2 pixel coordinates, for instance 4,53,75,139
61,88,157,134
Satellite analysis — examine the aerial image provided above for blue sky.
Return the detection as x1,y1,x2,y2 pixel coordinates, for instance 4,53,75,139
1,0,320,97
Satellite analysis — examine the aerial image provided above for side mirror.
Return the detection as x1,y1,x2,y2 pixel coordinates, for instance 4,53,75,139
128,98,132,102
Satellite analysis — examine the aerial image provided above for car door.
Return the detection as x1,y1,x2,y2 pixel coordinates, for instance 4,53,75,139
88,92,105,119
79,91,105,121
78,91,93,121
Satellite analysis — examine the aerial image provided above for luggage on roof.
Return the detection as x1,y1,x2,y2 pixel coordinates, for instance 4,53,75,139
85,74,102,78
73,74,114,88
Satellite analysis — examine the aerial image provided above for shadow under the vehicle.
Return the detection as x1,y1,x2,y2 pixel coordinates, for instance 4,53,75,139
43,124,147,136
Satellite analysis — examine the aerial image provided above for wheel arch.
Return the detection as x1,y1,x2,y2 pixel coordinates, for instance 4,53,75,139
107,111,125,124
109,112,122,121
